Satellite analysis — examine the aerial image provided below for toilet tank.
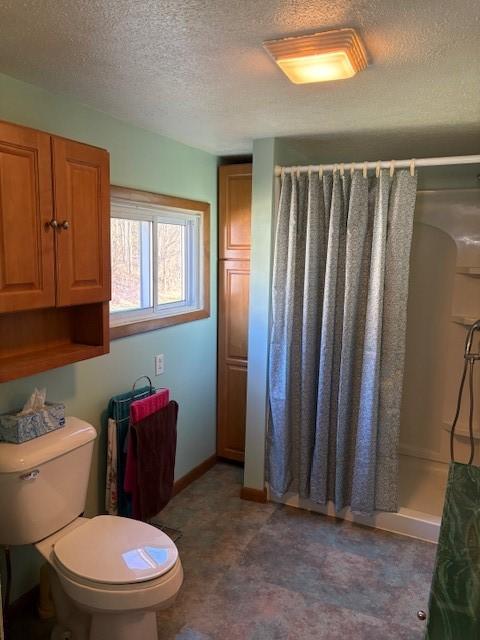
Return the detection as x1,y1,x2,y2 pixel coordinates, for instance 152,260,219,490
0,417,97,545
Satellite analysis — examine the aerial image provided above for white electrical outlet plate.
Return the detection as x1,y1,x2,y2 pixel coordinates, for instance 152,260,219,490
154,354,164,376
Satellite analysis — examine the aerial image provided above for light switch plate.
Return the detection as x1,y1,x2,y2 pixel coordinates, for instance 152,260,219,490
154,354,164,375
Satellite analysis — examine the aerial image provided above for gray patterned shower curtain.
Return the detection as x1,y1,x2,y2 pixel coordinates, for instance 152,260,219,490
268,168,417,513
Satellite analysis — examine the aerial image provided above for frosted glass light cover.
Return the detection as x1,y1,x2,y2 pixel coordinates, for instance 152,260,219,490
277,51,356,84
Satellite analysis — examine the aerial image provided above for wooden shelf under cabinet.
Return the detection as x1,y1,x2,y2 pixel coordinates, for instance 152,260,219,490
0,303,109,382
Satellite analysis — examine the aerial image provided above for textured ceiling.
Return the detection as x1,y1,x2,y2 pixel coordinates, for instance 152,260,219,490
0,0,479,155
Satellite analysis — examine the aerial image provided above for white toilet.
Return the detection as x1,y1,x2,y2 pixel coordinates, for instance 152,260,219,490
0,417,183,640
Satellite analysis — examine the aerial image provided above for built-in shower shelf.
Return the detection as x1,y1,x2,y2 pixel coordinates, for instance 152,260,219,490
442,421,480,440
456,266,480,277
451,315,479,326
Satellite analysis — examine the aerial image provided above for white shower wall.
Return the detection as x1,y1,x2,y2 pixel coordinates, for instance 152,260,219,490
399,188,480,517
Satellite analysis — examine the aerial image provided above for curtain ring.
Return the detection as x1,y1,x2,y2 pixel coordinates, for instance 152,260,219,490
307,166,312,179
350,164,355,177
410,159,415,176
319,166,324,179
389,160,395,177
375,161,381,178
363,162,368,178
339,162,345,177
280,167,285,180
333,164,338,174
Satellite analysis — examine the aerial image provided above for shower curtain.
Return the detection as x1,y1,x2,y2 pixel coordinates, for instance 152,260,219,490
268,168,417,513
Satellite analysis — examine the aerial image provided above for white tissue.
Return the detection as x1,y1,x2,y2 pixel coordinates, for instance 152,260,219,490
17,387,47,416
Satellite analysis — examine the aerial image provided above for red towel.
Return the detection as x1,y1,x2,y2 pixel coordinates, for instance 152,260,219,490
131,388,169,423
130,401,178,521
124,389,169,518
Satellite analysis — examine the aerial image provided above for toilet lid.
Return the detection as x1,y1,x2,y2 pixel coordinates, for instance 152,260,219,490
53,515,178,584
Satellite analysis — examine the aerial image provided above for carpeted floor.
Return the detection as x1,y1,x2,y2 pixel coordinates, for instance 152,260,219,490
7,462,436,639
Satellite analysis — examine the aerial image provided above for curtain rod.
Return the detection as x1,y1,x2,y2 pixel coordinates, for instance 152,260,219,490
274,154,480,177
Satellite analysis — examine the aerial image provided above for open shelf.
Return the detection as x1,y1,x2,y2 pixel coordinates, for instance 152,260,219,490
0,343,106,383
0,302,109,382
456,266,480,277
442,421,480,440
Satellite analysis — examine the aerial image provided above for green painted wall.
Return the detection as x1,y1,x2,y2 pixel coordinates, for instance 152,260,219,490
244,139,276,491
0,72,218,599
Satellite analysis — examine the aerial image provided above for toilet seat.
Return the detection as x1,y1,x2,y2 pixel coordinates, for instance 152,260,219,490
53,515,178,586
53,556,184,613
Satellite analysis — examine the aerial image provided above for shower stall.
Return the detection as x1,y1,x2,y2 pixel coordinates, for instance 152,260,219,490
398,188,480,531
267,171,480,543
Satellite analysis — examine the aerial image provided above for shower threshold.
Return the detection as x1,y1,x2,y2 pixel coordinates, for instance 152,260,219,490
269,490,441,543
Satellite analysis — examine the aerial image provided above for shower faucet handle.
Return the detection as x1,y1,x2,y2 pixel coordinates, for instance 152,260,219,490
465,319,480,357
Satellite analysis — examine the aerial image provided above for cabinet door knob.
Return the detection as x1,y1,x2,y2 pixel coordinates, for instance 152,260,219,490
60,220,70,230
48,219,59,229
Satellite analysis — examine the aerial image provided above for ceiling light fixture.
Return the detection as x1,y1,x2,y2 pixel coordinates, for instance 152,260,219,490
263,28,368,84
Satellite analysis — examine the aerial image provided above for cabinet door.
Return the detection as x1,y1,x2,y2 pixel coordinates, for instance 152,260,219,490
219,164,252,260
0,122,55,312
52,137,110,306
217,260,250,461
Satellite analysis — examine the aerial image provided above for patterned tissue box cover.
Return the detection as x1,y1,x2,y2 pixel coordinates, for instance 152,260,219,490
0,402,66,443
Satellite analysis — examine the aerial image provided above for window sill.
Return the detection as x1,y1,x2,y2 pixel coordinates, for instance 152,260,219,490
110,308,210,340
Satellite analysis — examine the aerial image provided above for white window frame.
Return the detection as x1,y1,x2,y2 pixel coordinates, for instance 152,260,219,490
110,197,204,329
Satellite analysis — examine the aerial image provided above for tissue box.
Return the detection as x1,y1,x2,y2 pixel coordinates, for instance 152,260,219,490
0,402,66,444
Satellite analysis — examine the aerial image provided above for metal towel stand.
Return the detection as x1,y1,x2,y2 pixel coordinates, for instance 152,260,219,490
114,375,155,426
128,376,182,542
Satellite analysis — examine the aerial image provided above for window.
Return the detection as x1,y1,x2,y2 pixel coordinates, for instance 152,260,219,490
110,186,210,339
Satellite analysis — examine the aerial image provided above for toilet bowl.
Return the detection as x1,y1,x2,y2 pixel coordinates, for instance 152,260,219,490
36,515,183,640
0,417,183,640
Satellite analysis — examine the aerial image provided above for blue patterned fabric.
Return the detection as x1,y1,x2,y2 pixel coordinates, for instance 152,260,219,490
0,402,65,443
268,169,418,513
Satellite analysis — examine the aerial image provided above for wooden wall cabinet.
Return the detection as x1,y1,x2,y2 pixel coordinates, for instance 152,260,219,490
217,164,252,461
0,120,110,382
0,123,55,312
53,137,110,306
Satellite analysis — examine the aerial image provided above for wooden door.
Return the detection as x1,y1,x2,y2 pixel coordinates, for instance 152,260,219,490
0,121,55,312
219,164,252,260
217,260,250,460
217,164,252,461
52,137,110,306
